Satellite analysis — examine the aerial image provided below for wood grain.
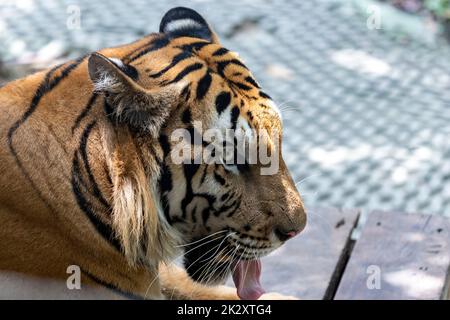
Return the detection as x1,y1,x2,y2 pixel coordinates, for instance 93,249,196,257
335,211,450,300
2,207,361,299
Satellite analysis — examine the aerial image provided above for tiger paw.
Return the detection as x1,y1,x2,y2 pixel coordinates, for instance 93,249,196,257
258,292,299,300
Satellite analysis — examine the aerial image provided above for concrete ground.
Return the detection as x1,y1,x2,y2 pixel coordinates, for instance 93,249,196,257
1,0,450,222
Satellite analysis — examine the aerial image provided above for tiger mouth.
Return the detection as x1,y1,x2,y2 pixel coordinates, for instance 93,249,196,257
225,239,276,261
182,230,277,285
228,236,278,260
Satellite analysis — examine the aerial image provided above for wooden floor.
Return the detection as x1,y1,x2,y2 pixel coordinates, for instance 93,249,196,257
260,208,450,300
1,208,449,299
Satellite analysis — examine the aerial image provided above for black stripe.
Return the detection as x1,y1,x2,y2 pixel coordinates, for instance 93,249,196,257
120,63,139,81
220,192,230,202
182,108,192,124
128,36,170,63
213,171,226,186
164,63,203,85
200,165,208,185
159,163,173,224
230,106,240,130
7,57,85,211
190,205,198,223
259,91,272,100
149,51,192,78
158,134,173,224
159,134,171,156
72,93,98,134
72,153,121,251
72,121,120,251
202,207,211,226
212,47,229,56
215,91,231,114
214,197,239,217
226,198,242,217
231,81,252,91
81,268,143,300
9,58,84,140
177,41,210,53
181,163,200,219
79,121,110,207
103,97,115,122
121,34,158,63
181,84,191,101
245,76,260,88
196,70,212,100
216,59,248,77
194,193,216,211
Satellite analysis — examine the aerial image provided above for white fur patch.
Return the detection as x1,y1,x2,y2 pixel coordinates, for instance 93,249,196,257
92,72,119,93
164,19,203,33
151,180,183,260
215,108,232,132
109,57,124,68
267,100,283,121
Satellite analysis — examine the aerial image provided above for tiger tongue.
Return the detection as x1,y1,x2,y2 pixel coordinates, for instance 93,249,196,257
232,260,265,300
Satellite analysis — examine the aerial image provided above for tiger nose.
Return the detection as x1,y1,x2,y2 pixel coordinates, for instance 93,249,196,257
274,228,300,242
274,209,307,242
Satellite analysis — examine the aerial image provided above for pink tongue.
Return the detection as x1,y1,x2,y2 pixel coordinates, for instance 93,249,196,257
232,260,265,300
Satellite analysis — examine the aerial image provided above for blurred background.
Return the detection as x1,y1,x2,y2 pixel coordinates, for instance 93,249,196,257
1,0,450,227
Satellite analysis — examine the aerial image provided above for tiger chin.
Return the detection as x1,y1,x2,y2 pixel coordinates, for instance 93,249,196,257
0,7,306,300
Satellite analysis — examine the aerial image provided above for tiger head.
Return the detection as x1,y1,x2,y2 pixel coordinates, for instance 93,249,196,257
88,7,306,299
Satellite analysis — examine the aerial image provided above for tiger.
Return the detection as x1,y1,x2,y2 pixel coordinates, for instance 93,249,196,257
0,7,306,300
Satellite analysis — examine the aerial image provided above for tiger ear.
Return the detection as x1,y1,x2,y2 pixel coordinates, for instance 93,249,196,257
159,7,220,44
88,52,179,137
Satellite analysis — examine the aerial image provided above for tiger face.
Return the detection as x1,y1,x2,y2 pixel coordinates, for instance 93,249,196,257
88,7,306,299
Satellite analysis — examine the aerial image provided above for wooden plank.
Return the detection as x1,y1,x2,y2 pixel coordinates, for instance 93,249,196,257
2,207,360,299
335,211,450,300
0,271,128,299
226,207,360,299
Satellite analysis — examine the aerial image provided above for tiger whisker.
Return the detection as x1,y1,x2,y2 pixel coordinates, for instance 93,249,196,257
155,241,227,300
299,191,317,197
207,244,239,281
201,246,234,286
242,248,251,288
294,173,321,187
277,100,298,109
182,232,233,258
199,232,233,260
183,232,235,280
230,244,242,276
211,244,240,286
229,245,247,284
175,229,228,248
281,109,303,115
190,246,225,283
188,246,232,299
280,105,300,112
144,232,234,298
